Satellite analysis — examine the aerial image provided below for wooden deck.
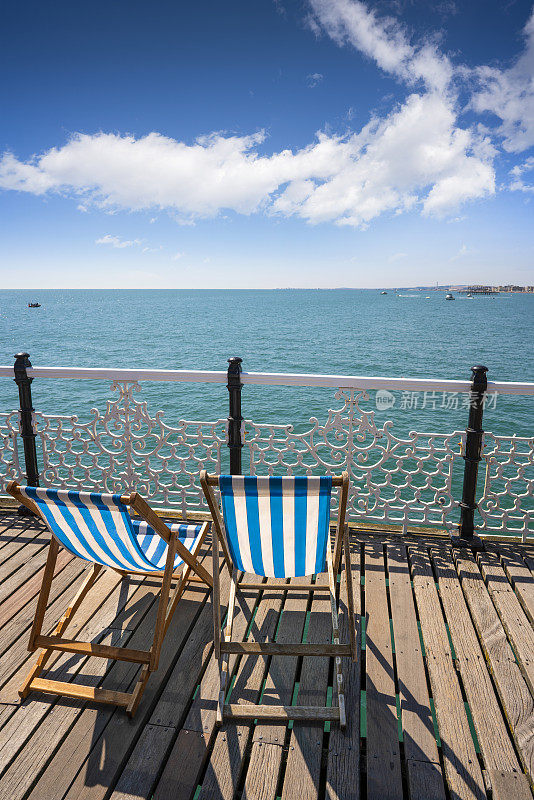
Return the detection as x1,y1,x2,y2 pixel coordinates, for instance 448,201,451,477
0,510,533,800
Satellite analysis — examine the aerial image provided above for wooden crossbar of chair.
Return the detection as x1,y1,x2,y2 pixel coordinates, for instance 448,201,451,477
200,470,357,728
7,480,211,717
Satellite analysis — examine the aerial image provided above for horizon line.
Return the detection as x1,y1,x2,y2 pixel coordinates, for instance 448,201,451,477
5,285,531,292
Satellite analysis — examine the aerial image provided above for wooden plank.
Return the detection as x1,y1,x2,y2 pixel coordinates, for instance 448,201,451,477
0,554,83,663
220,642,351,656
431,548,523,778
106,724,176,800
455,551,534,784
238,578,310,800
0,549,74,630
225,704,339,721
0,570,146,777
520,549,534,576
0,559,89,691
326,535,361,800
22,572,168,800
493,545,534,626
173,579,285,800
0,518,41,554
478,550,534,696
0,526,49,587
364,541,403,800
0,541,71,619
487,770,532,800
0,629,131,800
409,544,486,800
387,542,445,800
281,573,332,800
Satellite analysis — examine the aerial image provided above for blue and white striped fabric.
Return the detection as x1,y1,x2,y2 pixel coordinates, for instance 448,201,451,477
219,475,332,578
132,520,201,570
20,486,203,573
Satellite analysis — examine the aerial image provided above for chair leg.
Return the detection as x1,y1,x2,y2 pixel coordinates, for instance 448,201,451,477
162,522,212,636
327,537,346,729
126,665,151,717
20,561,103,699
343,523,357,661
218,568,238,724
212,531,221,661
28,538,60,652
149,533,179,671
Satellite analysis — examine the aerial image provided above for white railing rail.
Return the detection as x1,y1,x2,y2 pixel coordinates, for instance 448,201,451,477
0,364,533,395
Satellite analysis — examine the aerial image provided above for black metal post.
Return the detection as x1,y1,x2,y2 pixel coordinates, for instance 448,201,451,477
452,364,487,548
227,357,243,475
14,353,40,513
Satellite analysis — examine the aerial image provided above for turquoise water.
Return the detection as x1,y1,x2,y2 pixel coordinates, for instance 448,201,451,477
1,289,532,527
1,289,532,438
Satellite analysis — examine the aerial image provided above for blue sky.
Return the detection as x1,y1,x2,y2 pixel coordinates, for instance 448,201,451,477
1,0,533,288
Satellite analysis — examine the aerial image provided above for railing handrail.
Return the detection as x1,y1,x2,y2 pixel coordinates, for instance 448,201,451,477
0,365,533,395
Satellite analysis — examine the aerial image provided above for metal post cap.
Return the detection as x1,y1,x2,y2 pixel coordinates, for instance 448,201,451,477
470,365,488,389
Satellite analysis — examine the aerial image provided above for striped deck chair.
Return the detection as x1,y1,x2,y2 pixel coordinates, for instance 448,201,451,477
200,470,357,727
7,481,212,716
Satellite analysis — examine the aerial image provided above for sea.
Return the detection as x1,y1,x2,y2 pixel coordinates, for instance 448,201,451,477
1,289,532,440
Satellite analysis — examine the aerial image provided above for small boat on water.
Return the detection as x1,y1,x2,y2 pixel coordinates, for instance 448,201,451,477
445,293,454,300
380,291,387,295
28,302,41,308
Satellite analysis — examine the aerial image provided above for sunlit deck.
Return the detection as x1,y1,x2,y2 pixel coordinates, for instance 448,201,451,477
0,510,533,800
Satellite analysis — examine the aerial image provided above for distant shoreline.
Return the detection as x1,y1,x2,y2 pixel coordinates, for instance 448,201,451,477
4,286,534,293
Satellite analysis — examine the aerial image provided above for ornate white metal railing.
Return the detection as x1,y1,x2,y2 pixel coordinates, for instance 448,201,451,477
1,363,533,538
0,411,20,493
477,433,534,536
245,389,463,531
34,382,227,519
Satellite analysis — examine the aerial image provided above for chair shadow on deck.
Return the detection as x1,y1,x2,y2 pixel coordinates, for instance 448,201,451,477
67,576,208,792
0,514,49,546
201,538,488,800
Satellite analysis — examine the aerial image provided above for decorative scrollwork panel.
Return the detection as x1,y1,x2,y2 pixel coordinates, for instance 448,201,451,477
245,388,463,530
477,433,534,538
34,381,226,517
0,411,21,492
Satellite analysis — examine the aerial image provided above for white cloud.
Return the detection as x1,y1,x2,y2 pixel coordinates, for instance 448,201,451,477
388,252,407,262
449,243,475,261
306,72,324,87
308,0,453,93
509,156,534,193
274,93,495,225
471,10,534,152
95,234,142,248
172,251,184,260
0,101,494,229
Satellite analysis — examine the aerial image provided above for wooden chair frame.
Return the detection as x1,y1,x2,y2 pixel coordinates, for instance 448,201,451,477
7,480,211,717
200,470,357,728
